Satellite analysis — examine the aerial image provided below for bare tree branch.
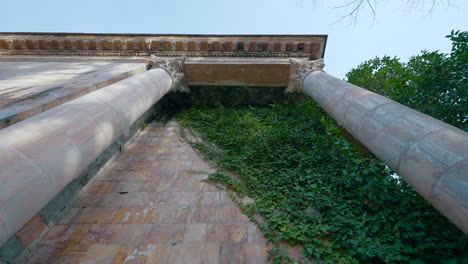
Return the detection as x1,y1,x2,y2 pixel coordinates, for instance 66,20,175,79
330,0,452,24
332,0,371,24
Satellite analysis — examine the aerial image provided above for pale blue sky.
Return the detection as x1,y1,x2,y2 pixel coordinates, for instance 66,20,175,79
2,0,467,78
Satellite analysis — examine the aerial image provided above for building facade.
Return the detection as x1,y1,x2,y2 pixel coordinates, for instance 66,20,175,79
0,33,466,263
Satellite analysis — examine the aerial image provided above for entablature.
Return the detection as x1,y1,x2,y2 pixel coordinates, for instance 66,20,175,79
0,33,327,87
0,33,327,60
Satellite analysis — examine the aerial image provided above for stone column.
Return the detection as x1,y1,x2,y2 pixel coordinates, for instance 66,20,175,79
0,56,187,247
288,58,468,234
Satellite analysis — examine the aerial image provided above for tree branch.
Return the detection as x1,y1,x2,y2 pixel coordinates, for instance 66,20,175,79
331,0,451,23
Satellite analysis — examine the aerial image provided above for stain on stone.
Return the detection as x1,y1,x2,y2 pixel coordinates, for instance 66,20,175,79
285,42,294,52
236,42,244,51
0,236,25,264
1,117,13,126
297,43,305,51
0,40,10,50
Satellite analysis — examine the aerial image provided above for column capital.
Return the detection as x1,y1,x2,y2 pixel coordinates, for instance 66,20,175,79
149,55,189,92
285,58,325,93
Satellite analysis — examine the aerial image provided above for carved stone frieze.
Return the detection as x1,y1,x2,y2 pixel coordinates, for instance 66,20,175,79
285,58,325,93
149,55,189,92
0,33,327,60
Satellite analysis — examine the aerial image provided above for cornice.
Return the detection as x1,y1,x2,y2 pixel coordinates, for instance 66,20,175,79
0,33,327,59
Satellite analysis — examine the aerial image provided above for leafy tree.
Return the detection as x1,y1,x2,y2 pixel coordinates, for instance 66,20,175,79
346,30,467,131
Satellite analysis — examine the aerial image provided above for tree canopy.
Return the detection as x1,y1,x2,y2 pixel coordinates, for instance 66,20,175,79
345,30,467,131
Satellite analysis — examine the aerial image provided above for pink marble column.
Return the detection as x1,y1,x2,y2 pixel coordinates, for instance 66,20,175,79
0,56,187,246
288,59,468,234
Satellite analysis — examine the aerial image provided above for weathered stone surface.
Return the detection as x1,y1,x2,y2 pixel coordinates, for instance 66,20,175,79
0,66,173,248
150,56,189,92
0,236,25,264
185,59,291,87
0,33,327,62
15,214,48,249
21,123,270,263
0,61,147,128
0,55,313,89
286,58,324,93
0,147,56,246
303,70,468,234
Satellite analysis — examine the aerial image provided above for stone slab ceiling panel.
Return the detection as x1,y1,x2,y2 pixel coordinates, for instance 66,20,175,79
0,61,147,128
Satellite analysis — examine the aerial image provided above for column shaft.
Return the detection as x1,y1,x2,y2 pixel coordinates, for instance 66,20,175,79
0,68,173,246
303,70,468,234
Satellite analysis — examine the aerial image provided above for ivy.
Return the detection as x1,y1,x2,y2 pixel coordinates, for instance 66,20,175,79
177,100,467,263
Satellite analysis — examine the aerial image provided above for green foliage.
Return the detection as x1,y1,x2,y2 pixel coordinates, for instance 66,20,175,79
346,30,468,131
177,101,467,263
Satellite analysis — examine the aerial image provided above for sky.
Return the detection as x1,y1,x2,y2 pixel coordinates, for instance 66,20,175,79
2,0,467,78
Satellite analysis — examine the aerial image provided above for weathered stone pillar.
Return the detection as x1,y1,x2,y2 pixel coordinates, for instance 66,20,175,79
0,56,187,247
288,58,468,234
